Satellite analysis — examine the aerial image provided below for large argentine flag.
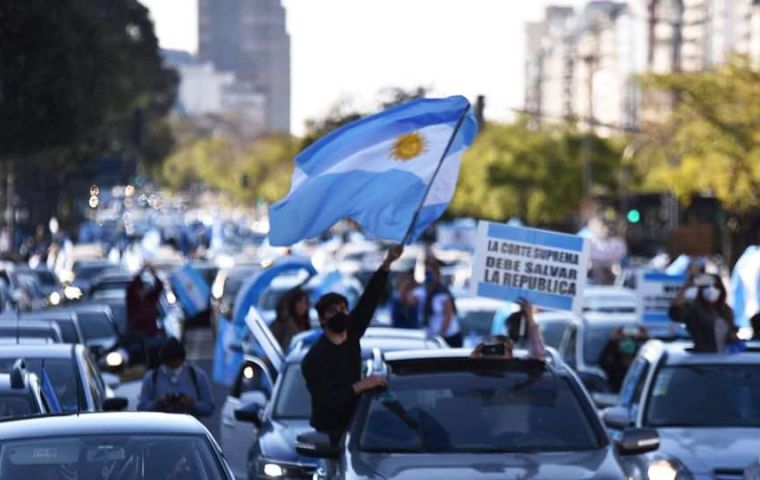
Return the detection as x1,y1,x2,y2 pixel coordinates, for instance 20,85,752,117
269,96,479,246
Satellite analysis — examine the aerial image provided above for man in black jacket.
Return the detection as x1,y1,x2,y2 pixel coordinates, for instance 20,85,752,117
302,246,403,445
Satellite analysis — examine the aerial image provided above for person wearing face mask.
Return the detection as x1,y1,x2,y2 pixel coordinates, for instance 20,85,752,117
417,259,463,347
301,246,403,446
138,337,215,417
598,325,649,392
126,263,166,367
670,273,738,352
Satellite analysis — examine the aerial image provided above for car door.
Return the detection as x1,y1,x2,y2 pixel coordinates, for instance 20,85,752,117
221,357,273,480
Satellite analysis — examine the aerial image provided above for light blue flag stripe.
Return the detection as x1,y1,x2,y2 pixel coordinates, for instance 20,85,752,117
298,96,471,176
269,96,479,246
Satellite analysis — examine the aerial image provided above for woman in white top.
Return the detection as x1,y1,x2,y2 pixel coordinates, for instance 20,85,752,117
418,261,462,347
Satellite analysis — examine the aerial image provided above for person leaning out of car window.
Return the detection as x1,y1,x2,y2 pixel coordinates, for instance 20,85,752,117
670,273,739,353
472,298,545,360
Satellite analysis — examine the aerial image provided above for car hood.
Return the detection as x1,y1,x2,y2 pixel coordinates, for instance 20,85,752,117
655,427,760,474
258,419,318,466
348,449,623,480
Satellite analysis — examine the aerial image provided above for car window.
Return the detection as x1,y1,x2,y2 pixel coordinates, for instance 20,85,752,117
359,369,602,453
618,357,650,408
560,326,577,368
83,356,104,408
273,365,310,419
0,434,226,480
231,361,272,399
77,312,116,340
0,395,37,419
459,309,496,337
53,320,79,344
645,364,760,428
539,321,570,349
0,358,86,412
583,325,622,366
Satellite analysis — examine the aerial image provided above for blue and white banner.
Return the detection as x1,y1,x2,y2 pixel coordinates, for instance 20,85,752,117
731,245,760,328
170,264,211,318
268,96,479,246
471,222,590,313
636,271,686,323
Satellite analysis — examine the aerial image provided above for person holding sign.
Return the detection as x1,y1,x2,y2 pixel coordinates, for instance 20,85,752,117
301,246,403,447
670,273,739,353
471,299,545,359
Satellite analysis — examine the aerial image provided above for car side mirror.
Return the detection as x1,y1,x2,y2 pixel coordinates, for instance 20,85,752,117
602,406,633,430
296,431,340,460
617,428,660,456
103,397,129,412
234,402,264,428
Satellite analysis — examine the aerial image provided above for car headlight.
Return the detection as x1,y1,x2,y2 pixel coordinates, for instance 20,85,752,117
262,462,284,477
647,459,691,480
106,351,123,368
167,291,177,304
63,286,83,300
49,292,62,305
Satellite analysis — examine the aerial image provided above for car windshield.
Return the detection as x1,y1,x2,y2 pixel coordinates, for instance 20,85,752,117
0,359,85,412
31,271,57,287
583,325,622,366
77,312,116,340
0,395,37,418
540,322,570,349
52,320,78,344
459,309,496,337
359,367,602,453
74,265,113,281
273,364,310,419
582,296,636,314
0,434,226,480
645,364,760,427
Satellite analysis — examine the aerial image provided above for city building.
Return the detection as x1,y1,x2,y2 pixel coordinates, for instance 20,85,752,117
525,0,760,133
198,0,291,133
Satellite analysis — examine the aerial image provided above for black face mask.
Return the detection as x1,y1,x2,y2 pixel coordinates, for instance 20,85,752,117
326,313,349,333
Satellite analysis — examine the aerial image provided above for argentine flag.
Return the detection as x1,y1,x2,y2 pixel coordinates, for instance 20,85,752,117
269,96,479,246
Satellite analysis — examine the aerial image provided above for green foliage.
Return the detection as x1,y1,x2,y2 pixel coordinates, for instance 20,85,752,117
162,134,299,205
451,122,623,224
0,0,177,160
636,56,760,209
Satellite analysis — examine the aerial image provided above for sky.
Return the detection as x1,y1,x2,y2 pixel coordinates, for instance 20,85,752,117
140,0,588,134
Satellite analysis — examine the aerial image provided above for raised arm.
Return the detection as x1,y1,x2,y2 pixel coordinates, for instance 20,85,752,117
519,298,545,359
348,246,403,339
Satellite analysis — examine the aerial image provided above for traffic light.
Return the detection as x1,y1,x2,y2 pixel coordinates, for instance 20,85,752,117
626,209,641,224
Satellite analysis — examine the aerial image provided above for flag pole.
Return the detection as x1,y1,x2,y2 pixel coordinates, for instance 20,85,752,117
401,105,471,245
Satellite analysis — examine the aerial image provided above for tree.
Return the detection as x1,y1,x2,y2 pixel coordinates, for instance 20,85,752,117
451,121,623,225
635,56,760,209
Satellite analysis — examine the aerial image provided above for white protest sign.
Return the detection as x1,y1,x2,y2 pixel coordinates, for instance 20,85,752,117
471,221,590,313
636,271,687,323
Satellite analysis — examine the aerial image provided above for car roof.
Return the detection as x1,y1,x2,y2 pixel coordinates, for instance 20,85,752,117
0,319,63,330
536,310,640,327
642,340,760,366
0,344,79,359
54,303,112,314
582,286,638,299
20,311,77,322
0,412,210,439
454,296,511,310
0,374,31,393
381,348,563,374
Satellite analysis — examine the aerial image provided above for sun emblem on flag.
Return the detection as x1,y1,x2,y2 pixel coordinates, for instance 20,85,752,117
391,132,427,161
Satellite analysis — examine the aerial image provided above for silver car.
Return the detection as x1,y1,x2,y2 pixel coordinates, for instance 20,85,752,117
602,340,760,480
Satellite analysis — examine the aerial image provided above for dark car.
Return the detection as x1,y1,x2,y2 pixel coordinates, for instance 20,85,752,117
13,266,65,305
296,349,660,480
0,412,235,479
50,303,127,370
224,328,448,480
0,344,126,413
70,260,122,294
